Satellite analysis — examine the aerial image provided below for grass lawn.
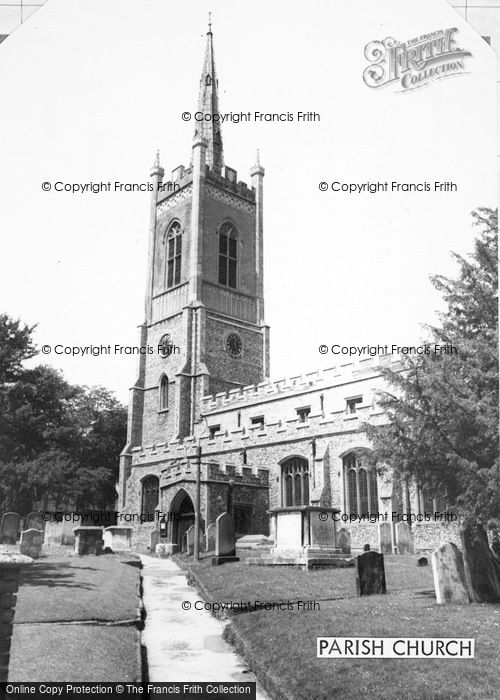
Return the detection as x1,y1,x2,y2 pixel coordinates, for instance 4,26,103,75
9,551,142,682
176,552,500,700
14,551,141,623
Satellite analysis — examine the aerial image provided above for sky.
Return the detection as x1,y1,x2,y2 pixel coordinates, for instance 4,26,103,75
0,0,496,403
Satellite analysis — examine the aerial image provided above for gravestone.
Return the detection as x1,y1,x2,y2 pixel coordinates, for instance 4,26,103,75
310,513,336,548
355,551,386,596
431,542,470,605
337,528,351,554
150,530,160,552
62,516,79,545
461,526,500,603
103,526,132,550
19,529,44,559
25,512,45,532
212,512,239,565
378,522,391,554
185,525,204,556
205,523,216,552
363,543,371,552
417,556,428,567
235,534,270,550
73,527,104,556
396,522,414,555
44,520,64,546
0,513,20,544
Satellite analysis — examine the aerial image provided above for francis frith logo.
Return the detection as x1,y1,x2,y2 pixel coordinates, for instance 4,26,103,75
363,28,472,91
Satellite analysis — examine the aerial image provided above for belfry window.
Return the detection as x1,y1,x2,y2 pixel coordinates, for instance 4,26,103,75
218,222,237,288
343,452,378,515
159,375,169,410
281,457,310,507
346,396,362,414
296,406,311,423
165,221,182,288
141,476,159,519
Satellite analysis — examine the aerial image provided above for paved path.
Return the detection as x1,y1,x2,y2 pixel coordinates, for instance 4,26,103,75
140,555,268,697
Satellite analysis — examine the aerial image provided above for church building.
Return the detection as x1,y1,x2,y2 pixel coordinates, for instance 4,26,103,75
118,24,459,555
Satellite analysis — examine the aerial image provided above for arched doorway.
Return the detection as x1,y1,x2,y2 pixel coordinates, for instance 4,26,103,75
169,490,195,550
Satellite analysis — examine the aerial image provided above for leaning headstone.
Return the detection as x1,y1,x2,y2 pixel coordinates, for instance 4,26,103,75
378,522,391,554
356,551,386,596
396,522,414,555
431,542,470,605
205,523,216,551
0,513,20,544
337,528,351,554
25,512,45,532
417,556,428,567
461,526,500,603
19,529,44,559
212,512,239,565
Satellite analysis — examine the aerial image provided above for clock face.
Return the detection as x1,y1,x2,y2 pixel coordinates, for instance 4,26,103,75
226,332,242,357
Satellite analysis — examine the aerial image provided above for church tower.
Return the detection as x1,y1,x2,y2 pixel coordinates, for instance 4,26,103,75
119,22,269,506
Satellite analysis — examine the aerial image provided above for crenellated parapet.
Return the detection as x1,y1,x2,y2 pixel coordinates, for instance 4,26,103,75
130,396,388,468
206,166,255,201
201,354,402,412
158,459,269,487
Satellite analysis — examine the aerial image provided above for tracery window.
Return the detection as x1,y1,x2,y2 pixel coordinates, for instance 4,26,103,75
281,457,310,507
165,221,182,288
343,452,378,515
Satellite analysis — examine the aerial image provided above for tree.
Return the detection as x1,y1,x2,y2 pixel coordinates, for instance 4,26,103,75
366,208,499,601
0,314,127,514
0,314,37,383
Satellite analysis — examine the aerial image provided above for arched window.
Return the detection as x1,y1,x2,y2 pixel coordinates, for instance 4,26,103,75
159,374,169,410
164,221,182,289
218,222,237,289
343,451,378,515
281,457,309,507
419,485,446,514
141,476,159,518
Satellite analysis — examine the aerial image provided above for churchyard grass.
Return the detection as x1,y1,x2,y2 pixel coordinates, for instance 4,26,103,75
176,552,500,700
8,552,142,682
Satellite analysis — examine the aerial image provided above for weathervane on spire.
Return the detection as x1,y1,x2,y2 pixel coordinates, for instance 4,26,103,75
208,11,212,34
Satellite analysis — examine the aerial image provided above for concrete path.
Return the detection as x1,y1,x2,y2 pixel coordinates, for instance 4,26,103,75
140,555,268,697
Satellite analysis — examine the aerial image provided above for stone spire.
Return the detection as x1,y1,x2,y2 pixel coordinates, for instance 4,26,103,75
194,16,224,174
